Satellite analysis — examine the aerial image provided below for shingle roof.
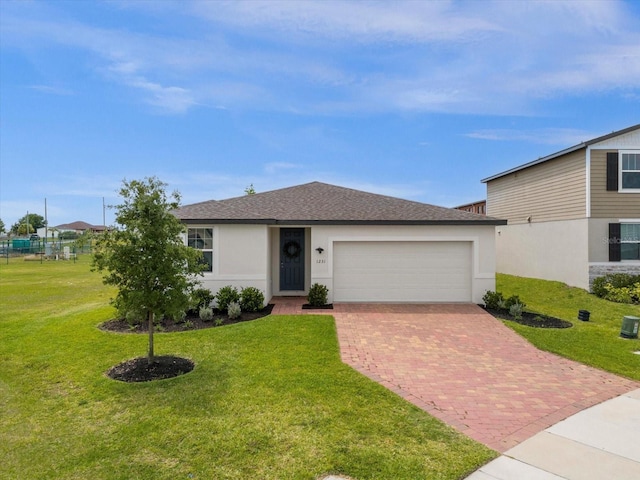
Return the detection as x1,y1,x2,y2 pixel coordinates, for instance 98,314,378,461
174,182,505,225
55,221,100,230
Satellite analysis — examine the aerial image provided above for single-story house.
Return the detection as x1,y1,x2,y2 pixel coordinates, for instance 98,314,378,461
173,182,506,304
37,221,107,239
482,123,640,290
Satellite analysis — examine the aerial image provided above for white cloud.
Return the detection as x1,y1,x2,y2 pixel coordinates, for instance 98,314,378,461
2,0,639,116
464,128,601,146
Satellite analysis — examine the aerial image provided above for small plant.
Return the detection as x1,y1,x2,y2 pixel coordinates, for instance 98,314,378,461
504,295,526,311
183,320,194,329
191,288,215,311
124,308,145,327
227,301,241,320
482,290,504,310
508,302,523,320
240,287,265,312
592,273,640,298
214,317,224,327
216,285,240,312
603,283,633,304
171,310,187,324
308,283,329,306
199,306,214,321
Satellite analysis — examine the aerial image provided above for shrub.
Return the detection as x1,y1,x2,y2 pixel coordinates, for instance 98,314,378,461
171,310,187,324
124,308,145,326
602,283,640,304
308,283,329,306
191,288,215,310
227,301,241,320
482,291,504,310
504,295,526,311
216,285,240,312
240,287,265,312
592,273,640,298
199,306,214,321
509,302,523,320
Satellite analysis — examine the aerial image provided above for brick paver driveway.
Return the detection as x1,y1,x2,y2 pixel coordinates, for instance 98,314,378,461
326,303,639,452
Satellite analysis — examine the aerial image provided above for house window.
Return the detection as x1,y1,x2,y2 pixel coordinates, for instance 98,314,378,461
188,228,213,272
621,224,640,260
620,152,640,191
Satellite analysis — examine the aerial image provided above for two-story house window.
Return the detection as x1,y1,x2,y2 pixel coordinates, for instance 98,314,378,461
188,227,213,272
621,224,640,261
620,151,640,191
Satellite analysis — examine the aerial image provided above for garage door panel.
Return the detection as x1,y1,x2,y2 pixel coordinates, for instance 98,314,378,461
333,241,472,302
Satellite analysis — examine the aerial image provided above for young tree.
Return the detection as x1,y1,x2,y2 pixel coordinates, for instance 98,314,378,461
0,218,5,235
11,213,46,234
93,177,204,364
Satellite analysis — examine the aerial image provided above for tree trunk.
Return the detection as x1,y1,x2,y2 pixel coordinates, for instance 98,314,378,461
147,310,155,365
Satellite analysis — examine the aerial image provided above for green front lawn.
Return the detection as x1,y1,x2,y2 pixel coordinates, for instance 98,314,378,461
497,274,640,381
0,256,494,479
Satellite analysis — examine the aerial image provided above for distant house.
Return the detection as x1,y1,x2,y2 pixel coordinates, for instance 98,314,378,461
37,221,107,239
174,181,505,304
455,200,486,215
482,124,640,290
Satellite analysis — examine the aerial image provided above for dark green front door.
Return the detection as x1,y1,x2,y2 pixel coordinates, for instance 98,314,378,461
280,228,305,291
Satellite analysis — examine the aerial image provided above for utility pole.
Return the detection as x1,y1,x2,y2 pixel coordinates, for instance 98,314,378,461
103,197,106,227
45,198,48,242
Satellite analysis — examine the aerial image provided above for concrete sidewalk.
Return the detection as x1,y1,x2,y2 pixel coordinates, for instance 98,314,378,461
465,388,640,480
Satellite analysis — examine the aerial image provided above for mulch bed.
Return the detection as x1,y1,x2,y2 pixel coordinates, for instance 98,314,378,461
107,355,195,382
99,304,275,334
482,307,573,329
102,305,275,382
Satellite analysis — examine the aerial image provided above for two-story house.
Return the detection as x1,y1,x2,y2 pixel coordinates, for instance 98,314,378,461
482,124,640,291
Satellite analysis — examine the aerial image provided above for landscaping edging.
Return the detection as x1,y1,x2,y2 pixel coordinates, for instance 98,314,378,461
99,304,275,333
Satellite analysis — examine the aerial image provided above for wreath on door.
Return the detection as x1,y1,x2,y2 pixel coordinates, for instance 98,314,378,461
282,241,302,259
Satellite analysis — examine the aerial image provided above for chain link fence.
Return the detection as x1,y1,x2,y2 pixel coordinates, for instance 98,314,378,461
0,238,93,263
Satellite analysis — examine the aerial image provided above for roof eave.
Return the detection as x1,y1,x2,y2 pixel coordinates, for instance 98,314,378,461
179,218,507,226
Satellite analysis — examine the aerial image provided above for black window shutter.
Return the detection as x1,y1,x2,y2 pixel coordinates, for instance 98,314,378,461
609,223,621,262
606,152,618,191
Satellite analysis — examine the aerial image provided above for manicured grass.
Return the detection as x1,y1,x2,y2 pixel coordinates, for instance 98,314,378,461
497,274,640,381
0,256,494,479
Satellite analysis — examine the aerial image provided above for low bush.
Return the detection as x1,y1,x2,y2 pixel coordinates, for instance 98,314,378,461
508,302,523,320
592,273,640,298
308,283,329,306
240,287,265,312
199,306,214,321
191,288,215,311
482,291,504,310
227,301,241,320
504,295,526,311
603,282,640,304
216,285,240,311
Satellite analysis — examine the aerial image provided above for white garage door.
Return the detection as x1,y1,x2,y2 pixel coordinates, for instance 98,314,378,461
333,241,472,302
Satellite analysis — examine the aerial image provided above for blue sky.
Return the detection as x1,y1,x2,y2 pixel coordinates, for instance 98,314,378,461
1,0,639,228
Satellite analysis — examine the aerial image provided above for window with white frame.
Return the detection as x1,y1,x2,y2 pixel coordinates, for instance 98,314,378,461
621,223,640,260
188,228,213,272
620,151,640,191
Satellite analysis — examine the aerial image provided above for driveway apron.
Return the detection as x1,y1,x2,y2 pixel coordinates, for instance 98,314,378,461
328,303,639,452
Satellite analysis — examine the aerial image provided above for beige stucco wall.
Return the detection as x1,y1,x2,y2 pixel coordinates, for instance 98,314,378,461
309,224,498,304
195,223,498,305
196,224,271,303
495,219,590,290
487,149,586,223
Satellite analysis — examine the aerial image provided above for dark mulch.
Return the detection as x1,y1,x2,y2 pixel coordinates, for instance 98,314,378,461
107,355,195,382
482,307,573,329
99,304,275,334
301,303,334,310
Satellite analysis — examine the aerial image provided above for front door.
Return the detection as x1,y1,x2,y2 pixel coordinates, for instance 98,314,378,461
280,228,305,291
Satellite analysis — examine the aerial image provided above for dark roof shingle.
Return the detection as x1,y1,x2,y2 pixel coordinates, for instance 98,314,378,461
174,181,505,225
